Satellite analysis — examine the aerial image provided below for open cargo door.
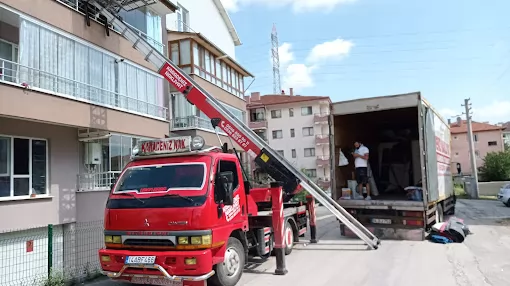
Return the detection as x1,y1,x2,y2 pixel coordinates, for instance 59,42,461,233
423,104,440,203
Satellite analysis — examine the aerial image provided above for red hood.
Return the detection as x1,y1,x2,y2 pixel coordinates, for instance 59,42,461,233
106,206,205,231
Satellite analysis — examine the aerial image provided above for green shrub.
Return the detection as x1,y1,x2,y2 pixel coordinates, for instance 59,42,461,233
479,151,510,181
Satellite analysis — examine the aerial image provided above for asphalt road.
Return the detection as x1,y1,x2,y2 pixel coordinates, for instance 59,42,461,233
89,201,510,286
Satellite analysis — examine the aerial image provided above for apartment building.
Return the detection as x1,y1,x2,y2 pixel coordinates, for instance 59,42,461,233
165,0,253,158
501,121,510,148
246,91,332,190
0,0,175,283
450,119,505,175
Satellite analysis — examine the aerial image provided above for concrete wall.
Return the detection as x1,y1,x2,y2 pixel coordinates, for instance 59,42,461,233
166,0,236,58
0,117,78,232
478,181,510,196
451,130,505,174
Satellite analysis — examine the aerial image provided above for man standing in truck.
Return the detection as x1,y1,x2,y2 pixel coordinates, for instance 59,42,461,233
353,141,371,200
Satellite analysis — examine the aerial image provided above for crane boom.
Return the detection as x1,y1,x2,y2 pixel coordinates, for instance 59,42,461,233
88,0,380,249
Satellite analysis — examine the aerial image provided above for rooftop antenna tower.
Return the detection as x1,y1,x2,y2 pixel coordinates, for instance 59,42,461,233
271,24,281,94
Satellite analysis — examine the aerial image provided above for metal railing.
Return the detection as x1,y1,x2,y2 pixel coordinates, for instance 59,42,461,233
170,116,227,135
77,171,121,191
55,0,165,51
0,58,168,119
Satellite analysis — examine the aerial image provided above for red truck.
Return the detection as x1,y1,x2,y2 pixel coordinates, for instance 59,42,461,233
90,1,380,285
99,135,313,286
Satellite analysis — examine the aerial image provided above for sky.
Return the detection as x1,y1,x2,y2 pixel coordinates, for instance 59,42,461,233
222,0,510,124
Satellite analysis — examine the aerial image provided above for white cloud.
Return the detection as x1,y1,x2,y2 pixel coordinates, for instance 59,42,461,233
439,100,510,125
221,0,356,13
274,39,353,92
472,100,510,124
306,38,354,63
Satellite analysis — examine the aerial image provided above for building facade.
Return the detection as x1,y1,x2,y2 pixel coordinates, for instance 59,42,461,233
450,120,505,175
0,0,176,283
165,0,252,157
246,91,332,190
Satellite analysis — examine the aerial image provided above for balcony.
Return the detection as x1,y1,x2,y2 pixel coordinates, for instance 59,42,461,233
170,115,227,135
317,177,332,189
315,134,330,145
249,120,268,130
314,112,330,125
0,58,168,120
77,171,121,191
316,155,330,166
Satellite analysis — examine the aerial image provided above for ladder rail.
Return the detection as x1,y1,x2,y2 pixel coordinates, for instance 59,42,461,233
90,0,379,249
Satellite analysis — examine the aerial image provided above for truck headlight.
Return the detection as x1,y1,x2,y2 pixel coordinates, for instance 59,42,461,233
177,235,212,249
105,235,122,244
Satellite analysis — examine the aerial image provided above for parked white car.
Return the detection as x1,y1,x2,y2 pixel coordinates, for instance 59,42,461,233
498,183,510,207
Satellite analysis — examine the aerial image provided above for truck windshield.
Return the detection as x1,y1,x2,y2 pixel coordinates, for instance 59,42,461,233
114,163,206,193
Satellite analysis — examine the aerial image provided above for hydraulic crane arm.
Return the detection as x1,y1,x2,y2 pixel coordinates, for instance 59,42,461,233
88,0,380,249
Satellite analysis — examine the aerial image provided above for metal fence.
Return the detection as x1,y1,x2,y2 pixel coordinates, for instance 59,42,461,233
0,221,105,286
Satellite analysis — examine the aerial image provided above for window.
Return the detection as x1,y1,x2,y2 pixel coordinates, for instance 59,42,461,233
475,150,480,158
304,148,316,157
0,136,48,198
301,106,313,116
176,4,190,32
473,134,478,142
289,108,294,117
276,150,284,157
302,127,314,136
290,129,295,138
271,110,282,118
304,169,317,178
217,160,239,190
291,149,296,158
272,130,283,139
250,108,265,122
488,141,497,146
179,40,191,65
0,39,18,82
18,18,164,119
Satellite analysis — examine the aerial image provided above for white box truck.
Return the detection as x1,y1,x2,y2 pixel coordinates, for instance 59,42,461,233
330,92,456,240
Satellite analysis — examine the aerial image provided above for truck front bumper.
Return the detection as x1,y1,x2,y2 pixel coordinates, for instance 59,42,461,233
98,248,215,283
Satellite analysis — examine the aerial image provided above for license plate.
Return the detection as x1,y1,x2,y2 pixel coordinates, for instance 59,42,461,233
372,218,392,224
131,277,182,286
125,256,156,264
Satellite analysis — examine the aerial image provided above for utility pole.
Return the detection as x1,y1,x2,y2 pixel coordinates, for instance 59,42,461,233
462,98,479,199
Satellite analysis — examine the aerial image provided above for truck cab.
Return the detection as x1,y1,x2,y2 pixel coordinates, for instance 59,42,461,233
99,135,249,286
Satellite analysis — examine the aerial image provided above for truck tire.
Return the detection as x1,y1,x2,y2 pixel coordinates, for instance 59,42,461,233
284,220,294,255
209,237,245,286
435,203,444,223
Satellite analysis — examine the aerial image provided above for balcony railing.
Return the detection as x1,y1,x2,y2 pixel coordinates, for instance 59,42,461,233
316,155,330,166
56,0,165,52
314,112,330,124
0,58,167,119
170,116,227,135
77,171,121,191
315,134,330,144
249,120,268,129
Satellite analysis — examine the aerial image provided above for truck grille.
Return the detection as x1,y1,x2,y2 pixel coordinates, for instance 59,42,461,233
123,239,175,247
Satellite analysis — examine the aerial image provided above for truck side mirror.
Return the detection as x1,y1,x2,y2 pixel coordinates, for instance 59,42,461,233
219,171,234,205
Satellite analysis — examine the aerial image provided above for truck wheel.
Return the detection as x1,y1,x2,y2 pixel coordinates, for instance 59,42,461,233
284,220,294,255
209,237,245,286
435,204,444,223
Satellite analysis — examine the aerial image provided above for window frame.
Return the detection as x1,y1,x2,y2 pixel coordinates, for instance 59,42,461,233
302,127,314,137
0,134,49,201
271,110,282,119
488,141,497,146
301,106,313,116
272,130,283,139
291,149,296,158
304,148,316,157
290,129,295,138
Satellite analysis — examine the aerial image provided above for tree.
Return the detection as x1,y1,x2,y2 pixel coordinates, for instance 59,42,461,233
479,150,510,181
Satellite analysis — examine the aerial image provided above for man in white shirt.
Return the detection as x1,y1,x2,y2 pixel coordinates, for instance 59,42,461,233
353,141,371,200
